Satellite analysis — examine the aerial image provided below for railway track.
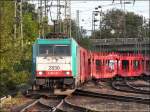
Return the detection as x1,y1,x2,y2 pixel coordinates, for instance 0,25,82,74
11,86,150,112
61,98,95,112
13,94,65,112
15,92,90,112
125,80,150,93
11,79,150,112
19,98,46,112
74,89,150,104
111,79,150,95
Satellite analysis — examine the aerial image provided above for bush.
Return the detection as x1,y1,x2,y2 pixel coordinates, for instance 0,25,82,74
0,69,30,97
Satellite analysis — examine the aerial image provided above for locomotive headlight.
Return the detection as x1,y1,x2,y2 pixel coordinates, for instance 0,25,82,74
39,71,43,75
66,71,70,75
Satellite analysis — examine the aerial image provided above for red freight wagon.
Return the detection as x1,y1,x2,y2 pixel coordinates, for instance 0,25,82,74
143,56,150,76
78,47,91,83
118,53,144,77
91,52,118,79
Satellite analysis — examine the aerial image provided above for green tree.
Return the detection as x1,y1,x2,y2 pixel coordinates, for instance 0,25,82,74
92,9,149,39
0,1,39,96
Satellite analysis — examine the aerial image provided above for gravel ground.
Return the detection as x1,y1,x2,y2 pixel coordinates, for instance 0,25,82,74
1,96,33,112
10,96,64,112
24,102,51,112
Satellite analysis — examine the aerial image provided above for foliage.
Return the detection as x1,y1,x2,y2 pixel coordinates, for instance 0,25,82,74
0,1,38,97
92,9,149,39
78,38,92,49
68,20,92,49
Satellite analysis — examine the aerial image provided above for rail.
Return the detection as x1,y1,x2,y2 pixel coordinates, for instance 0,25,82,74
111,80,150,95
74,89,150,104
125,80,150,94
17,94,66,112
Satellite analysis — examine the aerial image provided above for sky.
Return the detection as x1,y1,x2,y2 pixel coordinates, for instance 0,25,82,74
30,0,149,35
70,1,149,35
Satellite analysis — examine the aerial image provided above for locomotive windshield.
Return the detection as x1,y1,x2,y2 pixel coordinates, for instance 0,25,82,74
39,45,70,56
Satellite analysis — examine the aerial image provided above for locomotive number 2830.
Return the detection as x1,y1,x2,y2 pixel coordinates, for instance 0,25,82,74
49,66,60,70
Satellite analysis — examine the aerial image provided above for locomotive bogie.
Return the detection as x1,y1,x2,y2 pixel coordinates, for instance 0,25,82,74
35,77,75,89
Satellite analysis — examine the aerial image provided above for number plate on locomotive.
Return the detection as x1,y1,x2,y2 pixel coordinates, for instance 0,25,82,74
49,66,60,70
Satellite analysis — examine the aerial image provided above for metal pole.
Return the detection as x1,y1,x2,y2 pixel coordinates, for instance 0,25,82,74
123,0,126,38
56,0,59,32
20,0,23,49
144,18,146,56
63,0,67,34
38,0,41,38
63,0,71,37
44,0,47,36
76,10,79,39
0,1,3,44
14,0,17,43
40,0,44,38
45,0,47,17
92,12,93,38
93,12,96,38
53,20,56,33
69,0,71,37
59,0,62,33
99,9,102,39
58,0,61,33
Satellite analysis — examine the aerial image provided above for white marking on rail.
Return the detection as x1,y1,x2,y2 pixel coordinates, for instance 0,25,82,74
52,99,64,112
20,99,40,112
